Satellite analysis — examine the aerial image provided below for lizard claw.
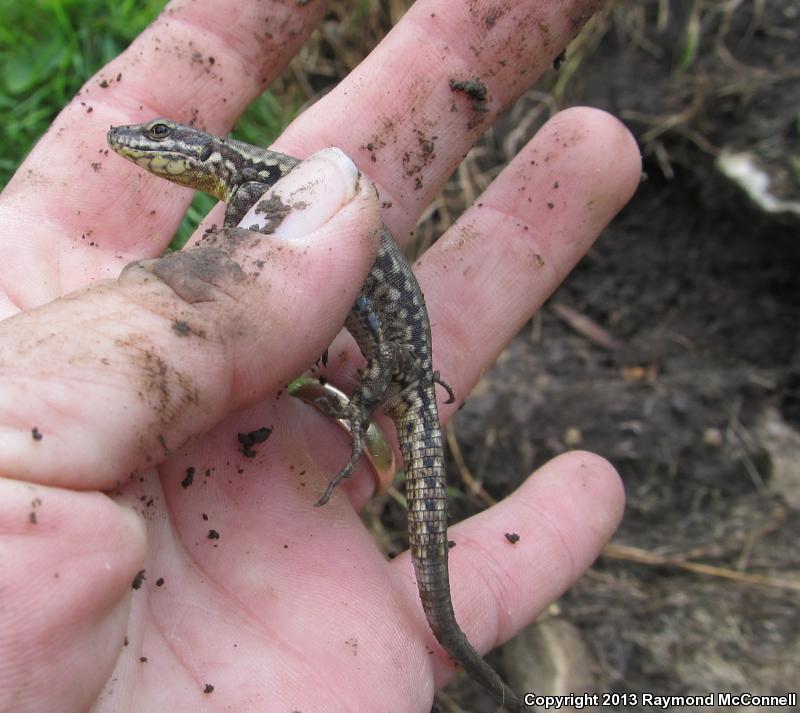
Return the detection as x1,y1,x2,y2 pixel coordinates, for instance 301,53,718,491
432,371,456,404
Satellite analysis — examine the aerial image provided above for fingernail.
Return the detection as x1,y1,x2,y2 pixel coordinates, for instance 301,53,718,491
238,147,360,239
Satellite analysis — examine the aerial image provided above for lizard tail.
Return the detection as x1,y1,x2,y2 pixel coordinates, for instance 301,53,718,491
395,379,525,713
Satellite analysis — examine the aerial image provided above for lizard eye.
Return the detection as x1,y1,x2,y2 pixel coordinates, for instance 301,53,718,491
148,122,171,140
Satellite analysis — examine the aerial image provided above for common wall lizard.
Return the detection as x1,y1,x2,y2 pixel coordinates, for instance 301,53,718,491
107,119,524,712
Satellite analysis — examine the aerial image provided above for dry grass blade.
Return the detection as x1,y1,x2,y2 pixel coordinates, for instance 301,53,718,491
602,543,800,592
445,423,496,508
550,302,623,351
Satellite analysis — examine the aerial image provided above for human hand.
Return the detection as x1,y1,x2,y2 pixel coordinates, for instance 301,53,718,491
0,2,638,712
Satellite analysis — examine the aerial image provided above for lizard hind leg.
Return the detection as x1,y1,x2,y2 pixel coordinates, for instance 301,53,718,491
314,342,398,507
315,401,366,507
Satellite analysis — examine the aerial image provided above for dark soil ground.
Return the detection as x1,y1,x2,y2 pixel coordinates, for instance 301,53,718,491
447,172,800,712
350,1,800,711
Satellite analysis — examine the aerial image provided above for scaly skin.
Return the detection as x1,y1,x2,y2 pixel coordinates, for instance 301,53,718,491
107,119,524,712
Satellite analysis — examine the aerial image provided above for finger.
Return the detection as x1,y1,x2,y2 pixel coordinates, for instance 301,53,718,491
422,107,641,414
391,451,625,687
0,149,380,490
275,0,605,237
0,478,145,711
0,0,326,307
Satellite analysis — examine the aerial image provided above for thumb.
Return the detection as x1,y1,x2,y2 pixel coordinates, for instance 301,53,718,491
0,148,380,490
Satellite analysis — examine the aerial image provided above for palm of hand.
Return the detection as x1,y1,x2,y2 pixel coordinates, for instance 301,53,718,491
122,408,426,712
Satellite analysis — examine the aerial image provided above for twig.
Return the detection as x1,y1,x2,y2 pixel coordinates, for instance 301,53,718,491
445,423,496,508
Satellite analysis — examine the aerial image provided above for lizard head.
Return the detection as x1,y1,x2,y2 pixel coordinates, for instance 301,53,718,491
107,118,232,201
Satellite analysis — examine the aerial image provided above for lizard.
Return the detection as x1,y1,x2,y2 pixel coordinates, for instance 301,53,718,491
107,118,524,712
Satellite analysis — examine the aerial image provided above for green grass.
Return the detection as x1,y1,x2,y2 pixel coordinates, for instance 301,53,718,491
0,0,301,246
0,0,168,184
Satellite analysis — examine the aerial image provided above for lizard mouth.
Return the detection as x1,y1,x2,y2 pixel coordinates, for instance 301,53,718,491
106,125,130,149
107,126,192,177
107,126,159,154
